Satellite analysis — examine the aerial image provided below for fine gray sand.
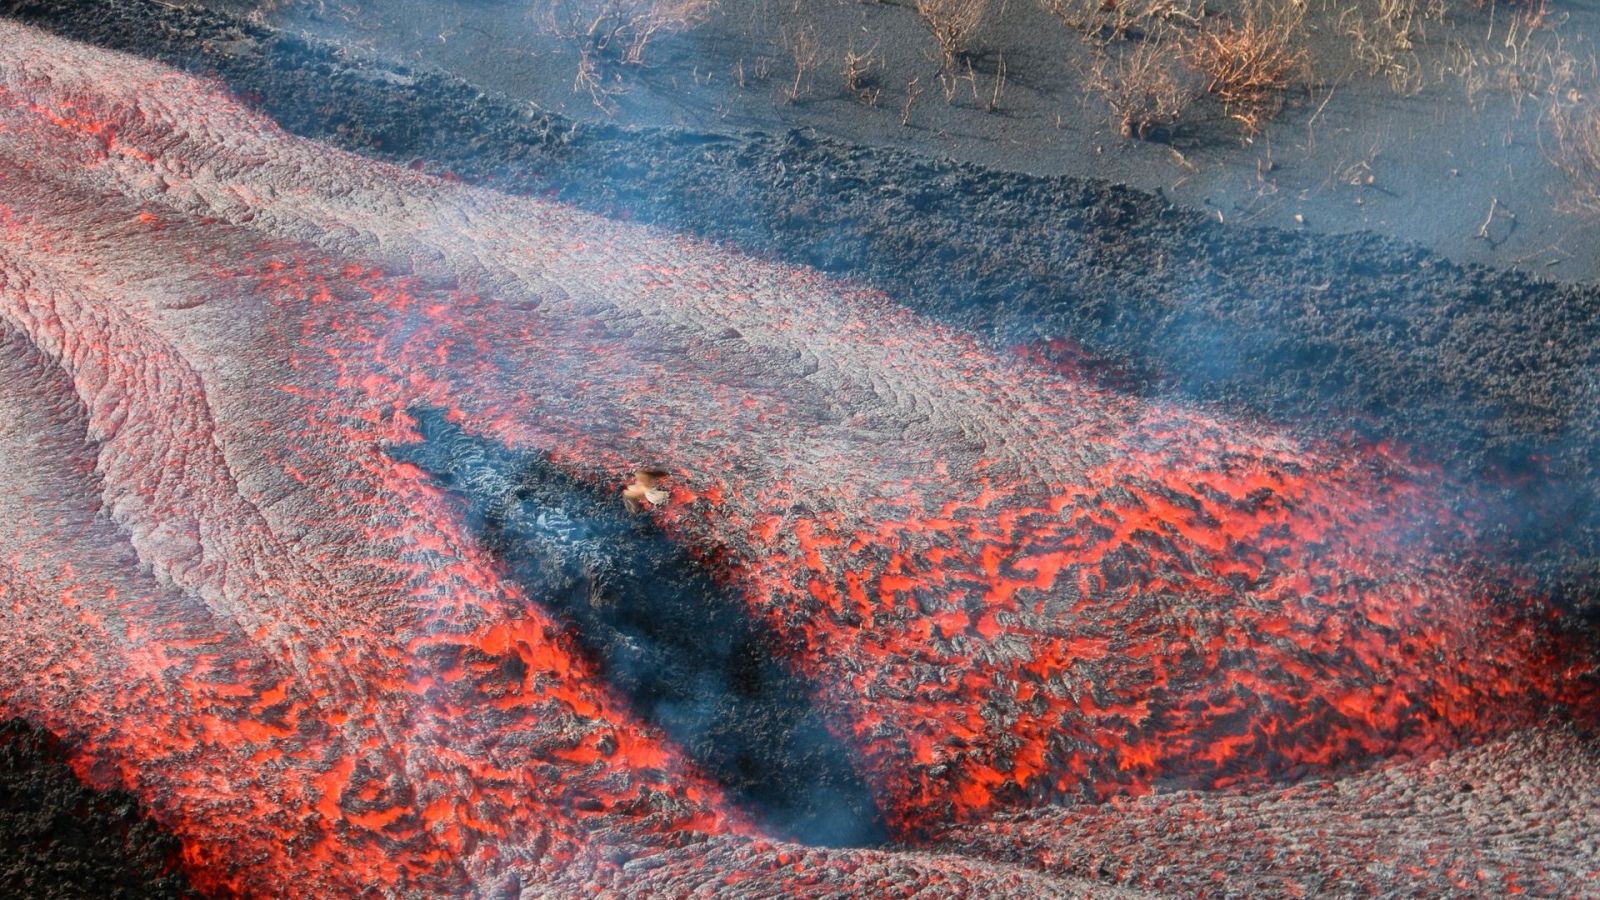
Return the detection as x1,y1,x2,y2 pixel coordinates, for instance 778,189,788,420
260,0,1600,282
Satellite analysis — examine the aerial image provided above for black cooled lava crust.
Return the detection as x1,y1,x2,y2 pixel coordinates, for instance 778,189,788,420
0,719,197,900
390,409,887,850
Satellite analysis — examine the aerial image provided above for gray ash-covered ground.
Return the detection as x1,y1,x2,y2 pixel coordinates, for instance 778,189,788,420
0,719,196,899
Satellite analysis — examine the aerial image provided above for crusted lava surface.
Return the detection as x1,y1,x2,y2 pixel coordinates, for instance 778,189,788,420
0,9,1595,899
6,0,1600,617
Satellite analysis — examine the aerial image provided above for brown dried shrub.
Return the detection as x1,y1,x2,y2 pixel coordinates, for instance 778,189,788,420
1037,0,1201,44
1549,94,1600,218
1182,0,1308,134
842,42,883,106
1336,0,1436,94
1089,35,1196,139
784,24,820,103
916,0,992,65
541,0,717,65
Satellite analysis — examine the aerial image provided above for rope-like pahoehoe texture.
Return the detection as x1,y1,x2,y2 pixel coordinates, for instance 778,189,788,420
0,18,1594,898
7,0,1600,616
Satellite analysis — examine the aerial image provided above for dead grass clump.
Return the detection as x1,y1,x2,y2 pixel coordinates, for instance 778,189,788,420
1183,0,1308,134
1089,36,1195,139
1446,3,1578,117
1038,0,1200,44
916,0,992,65
783,24,820,103
843,42,883,107
541,0,716,65
1337,0,1441,93
573,47,617,110
901,76,925,126
1548,86,1600,218
987,52,1009,112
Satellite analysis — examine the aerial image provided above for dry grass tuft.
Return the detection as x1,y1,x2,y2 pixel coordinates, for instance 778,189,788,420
916,0,993,65
1038,0,1201,44
1550,99,1600,216
1545,46,1600,218
1089,33,1195,139
541,0,717,65
843,42,884,106
1336,0,1443,93
783,24,820,103
1446,2,1575,115
1183,0,1308,134
901,75,925,126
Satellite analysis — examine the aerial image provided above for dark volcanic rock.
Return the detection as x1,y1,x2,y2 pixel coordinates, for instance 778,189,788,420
0,719,196,900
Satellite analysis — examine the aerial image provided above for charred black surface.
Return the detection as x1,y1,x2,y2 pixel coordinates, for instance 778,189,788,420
389,408,887,849
0,719,197,900
5,0,1597,619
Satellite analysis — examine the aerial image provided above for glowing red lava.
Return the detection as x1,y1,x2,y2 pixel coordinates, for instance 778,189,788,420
0,19,1592,897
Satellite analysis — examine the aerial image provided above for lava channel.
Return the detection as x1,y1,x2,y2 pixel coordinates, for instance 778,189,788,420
0,17,1593,897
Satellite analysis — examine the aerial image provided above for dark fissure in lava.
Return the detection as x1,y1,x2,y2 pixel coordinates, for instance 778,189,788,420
391,408,887,848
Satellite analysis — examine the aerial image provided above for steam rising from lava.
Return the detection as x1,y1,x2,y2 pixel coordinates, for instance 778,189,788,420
0,18,1593,897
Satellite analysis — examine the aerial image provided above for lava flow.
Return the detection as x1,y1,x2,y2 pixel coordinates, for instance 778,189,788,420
0,17,1593,897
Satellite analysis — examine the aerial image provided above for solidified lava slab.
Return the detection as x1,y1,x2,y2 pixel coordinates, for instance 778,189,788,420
389,411,888,849
0,718,197,899
0,18,1594,898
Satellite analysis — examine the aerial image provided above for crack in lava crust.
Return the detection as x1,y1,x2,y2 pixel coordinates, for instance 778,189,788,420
0,18,1593,898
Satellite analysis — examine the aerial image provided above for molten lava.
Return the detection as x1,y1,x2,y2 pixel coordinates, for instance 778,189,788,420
0,18,1592,897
